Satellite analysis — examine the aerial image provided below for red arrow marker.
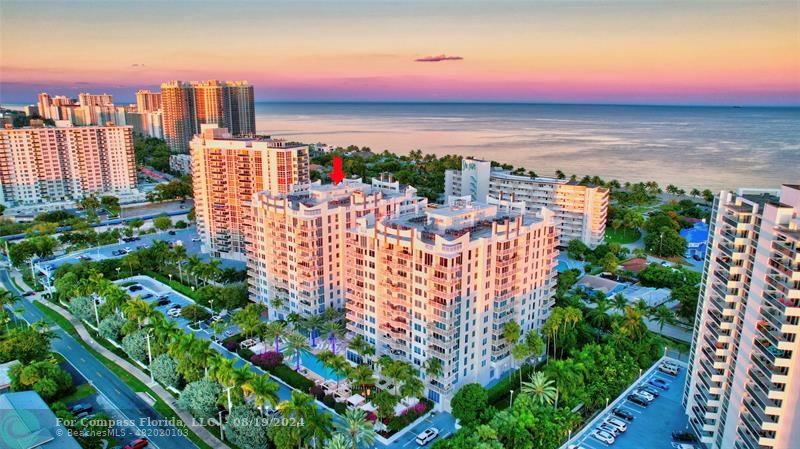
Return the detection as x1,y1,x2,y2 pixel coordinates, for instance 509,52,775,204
330,156,346,184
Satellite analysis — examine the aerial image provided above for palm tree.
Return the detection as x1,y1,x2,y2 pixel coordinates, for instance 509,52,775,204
348,364,375,393
511,343,532,384
171,245,188,283
322,320,346,354
399,375,424,400
521,371,557,406
304,313,325,346
284,332,310,371
423,357,443,383
325,434,352,449
279,391,332,448
612,293,628,313
123,297,157,328
546,359,584,407
186,255,203,287
338,408,377,449
650,304,677,333
0,289,19,308
524,331,545,366
260,321,286,352
586,298,613,331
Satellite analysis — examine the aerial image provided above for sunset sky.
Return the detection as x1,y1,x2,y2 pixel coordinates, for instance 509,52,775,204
1,0,798,105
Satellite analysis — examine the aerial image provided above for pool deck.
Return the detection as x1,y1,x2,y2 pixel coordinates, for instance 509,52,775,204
564,356,690,449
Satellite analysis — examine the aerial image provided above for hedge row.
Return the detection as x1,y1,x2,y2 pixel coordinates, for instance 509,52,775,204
271,364,314,392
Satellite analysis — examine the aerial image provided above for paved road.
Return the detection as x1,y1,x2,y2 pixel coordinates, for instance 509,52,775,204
123,275,457,449
1,269,198,449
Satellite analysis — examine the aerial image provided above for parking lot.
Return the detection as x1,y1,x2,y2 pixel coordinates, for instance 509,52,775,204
114,275,240,342
567,357,690,449
35,227,246,278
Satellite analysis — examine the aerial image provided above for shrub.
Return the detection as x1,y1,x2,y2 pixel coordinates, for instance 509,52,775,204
250,351,284,370
308,385,324,400
223,341,237,352
271,364,314,391
69,296,97,323
179,380,222,421
98,314,126,342
451,383,488,427
10,359,74,403
224,404,270,449
121,330,148,362
152,354,181,388
322,394,336,409
238,348,254,361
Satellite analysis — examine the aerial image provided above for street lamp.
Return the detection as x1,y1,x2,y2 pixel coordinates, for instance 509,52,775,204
92,295,100,327
146,331,154,384
605,397,609,409
509,389,514,408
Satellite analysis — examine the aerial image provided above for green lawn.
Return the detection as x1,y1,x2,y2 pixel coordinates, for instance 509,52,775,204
59,383,96,404
32,302,214,449
604,227,641,244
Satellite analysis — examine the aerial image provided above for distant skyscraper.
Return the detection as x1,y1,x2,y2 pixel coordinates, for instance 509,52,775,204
77,93,114,107
161,81,198,153
135,90,162,113
223,81,256,135
683,184,800,449
160,80,255,152
190,125,310,260
0,124,137,207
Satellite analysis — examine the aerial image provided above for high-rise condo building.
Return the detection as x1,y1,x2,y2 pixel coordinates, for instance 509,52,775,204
161,80,255,152
0,124,137,207
445,158,608,247
77,93,114,107
345,196,558,410
190,125,310,260
248,176,427,319
135,90,162,113
683,185,800,449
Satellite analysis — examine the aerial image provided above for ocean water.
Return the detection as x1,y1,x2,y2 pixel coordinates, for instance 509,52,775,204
255,103,799,191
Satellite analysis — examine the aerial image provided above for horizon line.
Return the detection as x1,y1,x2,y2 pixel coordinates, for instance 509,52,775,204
2,99,799,109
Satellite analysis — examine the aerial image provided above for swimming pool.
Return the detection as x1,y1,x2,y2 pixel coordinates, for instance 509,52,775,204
283,349,345,381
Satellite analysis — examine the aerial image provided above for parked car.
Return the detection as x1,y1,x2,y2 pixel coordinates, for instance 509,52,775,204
628,394,650,407
22,291,35,297
635,389,656,401
168,230,176,236
672,431,698,442
191,238,201,242
612,407,635,421
605,417,628,433
142,294,154,299
70,403,92,415
660,362,680,376
128,285,143,292
123,438,149,449
649,377,671,390
591,430,615,445
598,422,620,436
415,427,440,446
638,385,661,397
156,298,171,306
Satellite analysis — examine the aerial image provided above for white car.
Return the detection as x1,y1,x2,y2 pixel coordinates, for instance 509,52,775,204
415,427,439,446
605,417,628,433
592,430,615,445
635,389,656,401
598,422,620,437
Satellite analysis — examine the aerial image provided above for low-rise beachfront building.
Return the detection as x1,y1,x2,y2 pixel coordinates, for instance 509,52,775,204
344,195,559,410
445,157,608,247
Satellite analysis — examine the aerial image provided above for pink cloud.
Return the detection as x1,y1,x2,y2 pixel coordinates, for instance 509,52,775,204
415,54,463,62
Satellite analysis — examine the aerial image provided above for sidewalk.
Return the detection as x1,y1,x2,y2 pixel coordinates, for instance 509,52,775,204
12,269,229,449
